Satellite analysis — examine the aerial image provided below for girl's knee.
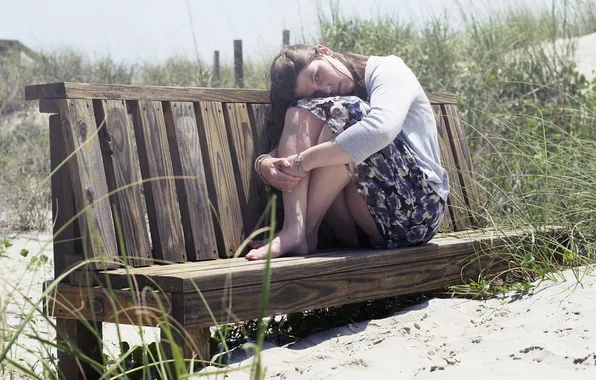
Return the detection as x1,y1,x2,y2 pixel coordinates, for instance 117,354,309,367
317,125,335,145
284,107,322,130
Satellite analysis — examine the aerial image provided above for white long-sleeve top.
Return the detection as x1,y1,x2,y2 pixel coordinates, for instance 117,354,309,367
335,55,450,201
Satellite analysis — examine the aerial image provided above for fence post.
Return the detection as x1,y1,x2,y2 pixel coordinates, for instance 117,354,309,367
213,50,220,87
234,40,244,88
283,30,290,46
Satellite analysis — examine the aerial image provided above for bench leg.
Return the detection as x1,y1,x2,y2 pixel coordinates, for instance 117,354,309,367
161,325,211,376
55,318,103,380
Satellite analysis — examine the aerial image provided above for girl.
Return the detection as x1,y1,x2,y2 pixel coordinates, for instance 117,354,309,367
246,44,448,260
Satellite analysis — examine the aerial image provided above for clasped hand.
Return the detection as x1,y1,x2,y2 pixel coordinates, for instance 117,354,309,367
260,154,307,192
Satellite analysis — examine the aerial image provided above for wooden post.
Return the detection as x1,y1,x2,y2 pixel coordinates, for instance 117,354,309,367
50,114,103,380
233,40,244,88
283,30,290,46
212,50,221,88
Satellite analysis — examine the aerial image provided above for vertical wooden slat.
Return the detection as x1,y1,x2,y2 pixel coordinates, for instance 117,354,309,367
432,105,467,231
437,104,471,230
58,99,118,269
196,102,244,258
223,103,268,235
94,100,152,266
163,101,218,261
248,104,272,158
130,100,186,263
431,106,454,232
50,114,76,275
55,318,103,380
443,105,483,227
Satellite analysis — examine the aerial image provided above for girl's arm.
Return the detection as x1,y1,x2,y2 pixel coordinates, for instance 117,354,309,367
292,56,423,172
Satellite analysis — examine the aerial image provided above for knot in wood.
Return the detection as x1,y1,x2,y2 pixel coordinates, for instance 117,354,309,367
101,132,114,156
78,121,88,142
86,296,104,318
85,187,94,204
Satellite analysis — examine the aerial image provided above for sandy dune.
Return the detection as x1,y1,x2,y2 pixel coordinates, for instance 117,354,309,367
201,267,596,379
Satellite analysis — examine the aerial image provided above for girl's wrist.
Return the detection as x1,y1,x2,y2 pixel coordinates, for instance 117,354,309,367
254,154,271,184
299,149,314,172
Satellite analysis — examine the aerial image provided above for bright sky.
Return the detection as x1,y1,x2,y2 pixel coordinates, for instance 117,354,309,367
0,0,559,65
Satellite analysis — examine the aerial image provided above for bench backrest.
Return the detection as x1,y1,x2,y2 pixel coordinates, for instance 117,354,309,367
26,82,482,273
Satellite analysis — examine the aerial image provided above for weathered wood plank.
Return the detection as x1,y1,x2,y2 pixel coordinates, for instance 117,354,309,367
94,100,152,266
248,104,271,155
130,100,186,263
181,251,504,327
432,105,469,231
46,283,172,326
40,99,59,113
196,102,244,258
443,104,482,227
163,101,218,261
169,294,211,364
25,82,457,104
50,114,77,276
223,103,269,236
100,228,532,293
55,318,103,380
58,99,119,269
431,105,455,232
26,82,269,103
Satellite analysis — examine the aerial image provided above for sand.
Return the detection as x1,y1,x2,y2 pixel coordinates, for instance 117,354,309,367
201,266,596,379
1,231,595,379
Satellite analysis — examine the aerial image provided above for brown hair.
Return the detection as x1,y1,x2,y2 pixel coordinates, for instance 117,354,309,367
267,44,369,149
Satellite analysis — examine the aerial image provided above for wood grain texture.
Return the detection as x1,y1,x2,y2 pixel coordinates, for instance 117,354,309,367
130,100,186,263
196,102,244,258
46,282,172,326
443,105,482,227
170,294,211,364
223,103,269,237
432,105,470,231
180,251,503,327
94,100,153,266
26,82,269,103
97,227,533,293
431,105,455,232
40,99,59,113
248,104,272,155
163,101,218,261
58,99,119,269
55,318,103,380
50,114,77,277
25,82,456,104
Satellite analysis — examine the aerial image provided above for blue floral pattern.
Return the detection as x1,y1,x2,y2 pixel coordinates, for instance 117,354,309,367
292,96,445,248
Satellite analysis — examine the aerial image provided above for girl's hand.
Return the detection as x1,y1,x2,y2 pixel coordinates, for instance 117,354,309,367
283,154,310,179
260,156,302,192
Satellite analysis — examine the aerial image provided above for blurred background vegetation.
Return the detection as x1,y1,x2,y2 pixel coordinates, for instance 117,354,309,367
0,0,594,256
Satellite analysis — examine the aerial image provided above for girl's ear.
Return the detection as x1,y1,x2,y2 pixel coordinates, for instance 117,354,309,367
315,44,333,56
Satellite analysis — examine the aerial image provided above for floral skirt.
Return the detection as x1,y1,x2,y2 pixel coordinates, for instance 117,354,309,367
292,96,445,248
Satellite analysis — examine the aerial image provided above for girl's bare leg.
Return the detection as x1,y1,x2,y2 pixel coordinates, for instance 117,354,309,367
245,108,324,260
304,126,384,250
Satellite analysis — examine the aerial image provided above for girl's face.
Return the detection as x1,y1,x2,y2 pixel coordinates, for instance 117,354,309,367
295,45,355,99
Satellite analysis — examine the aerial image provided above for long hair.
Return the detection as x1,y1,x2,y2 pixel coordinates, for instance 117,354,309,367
267,44,369,149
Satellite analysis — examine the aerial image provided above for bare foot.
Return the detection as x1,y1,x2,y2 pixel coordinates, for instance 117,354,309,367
248,233,279,250
245,230,308,260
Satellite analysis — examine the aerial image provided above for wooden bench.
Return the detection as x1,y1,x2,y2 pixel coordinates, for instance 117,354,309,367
26,82,520,379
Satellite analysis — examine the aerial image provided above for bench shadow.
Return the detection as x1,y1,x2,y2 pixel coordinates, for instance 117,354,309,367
206,299,430,368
